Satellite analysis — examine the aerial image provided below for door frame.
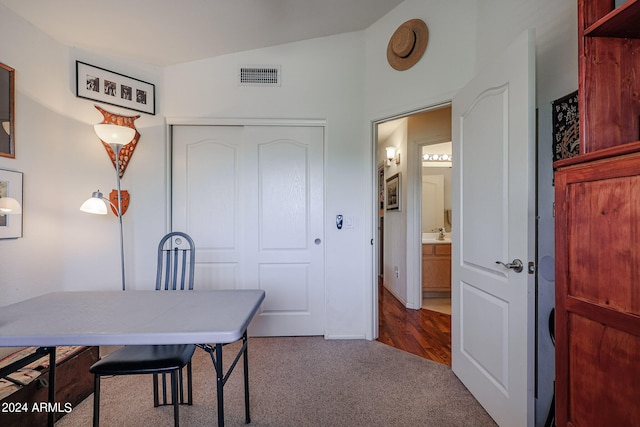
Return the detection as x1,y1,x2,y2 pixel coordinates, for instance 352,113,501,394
370,101,451,338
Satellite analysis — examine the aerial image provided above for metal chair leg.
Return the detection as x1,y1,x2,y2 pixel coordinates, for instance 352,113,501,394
178,368,185,404
171,370,180,427
153,373,160,407
93,375,100,427
187,361,193,405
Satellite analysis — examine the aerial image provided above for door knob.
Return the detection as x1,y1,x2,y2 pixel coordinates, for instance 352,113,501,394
495,259,523,273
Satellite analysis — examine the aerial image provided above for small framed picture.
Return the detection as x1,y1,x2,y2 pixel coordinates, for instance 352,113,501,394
0,62,15,158
76,61,155,115
386,172,401,211
0,168,23,239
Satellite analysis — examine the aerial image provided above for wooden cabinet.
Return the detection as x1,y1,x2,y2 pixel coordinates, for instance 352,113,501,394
0,346,99,426
554,1,640,425
421,243,451,293
555,152,640,426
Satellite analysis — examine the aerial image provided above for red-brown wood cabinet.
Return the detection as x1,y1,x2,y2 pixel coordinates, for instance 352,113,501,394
554,1,640,425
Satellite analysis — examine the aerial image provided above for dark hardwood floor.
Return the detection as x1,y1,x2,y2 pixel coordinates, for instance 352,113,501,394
377,282,452,366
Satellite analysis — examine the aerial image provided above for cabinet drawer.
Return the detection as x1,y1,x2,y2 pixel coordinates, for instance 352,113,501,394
435,245,451,255
422,243,451,256
422,244,435,256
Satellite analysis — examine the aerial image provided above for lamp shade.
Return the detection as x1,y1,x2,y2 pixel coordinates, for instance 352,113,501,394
94,124,135,146
80,191,108,215
0,197,21,214
385,146,396,160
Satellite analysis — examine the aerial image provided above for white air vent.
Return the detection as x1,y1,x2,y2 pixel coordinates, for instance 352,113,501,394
238,65,281,86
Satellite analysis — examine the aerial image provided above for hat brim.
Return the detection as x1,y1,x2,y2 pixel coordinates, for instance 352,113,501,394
387,19,429,71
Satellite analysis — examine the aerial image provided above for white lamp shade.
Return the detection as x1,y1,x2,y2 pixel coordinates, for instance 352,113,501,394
385,146,396,160
80,196,108,215
0,197,21,214
2,121,9,136
94,124,135,145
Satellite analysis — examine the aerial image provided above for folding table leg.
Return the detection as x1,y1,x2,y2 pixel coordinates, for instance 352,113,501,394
47,347,56,427
243,331,250,424
216,344,224,427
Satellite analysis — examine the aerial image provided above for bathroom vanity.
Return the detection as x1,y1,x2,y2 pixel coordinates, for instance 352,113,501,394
421,233,451,293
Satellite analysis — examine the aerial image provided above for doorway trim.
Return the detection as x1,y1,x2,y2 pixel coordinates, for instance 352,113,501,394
371,101,451,339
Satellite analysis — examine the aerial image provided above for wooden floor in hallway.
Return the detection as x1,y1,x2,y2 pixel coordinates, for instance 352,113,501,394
377,283,452,366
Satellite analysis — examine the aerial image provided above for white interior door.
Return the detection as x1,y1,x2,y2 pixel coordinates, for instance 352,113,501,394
451,30,535,426
172,124,325,336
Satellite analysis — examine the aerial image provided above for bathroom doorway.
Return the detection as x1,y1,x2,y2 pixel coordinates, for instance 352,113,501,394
420,139,452,315
375,104,452,361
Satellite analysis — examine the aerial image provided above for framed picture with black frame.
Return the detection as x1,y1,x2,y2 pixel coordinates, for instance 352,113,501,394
76,61,155,115
386,172,401,211
0,62,15,158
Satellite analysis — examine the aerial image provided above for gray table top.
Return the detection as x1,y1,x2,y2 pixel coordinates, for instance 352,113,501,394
0,290,265,347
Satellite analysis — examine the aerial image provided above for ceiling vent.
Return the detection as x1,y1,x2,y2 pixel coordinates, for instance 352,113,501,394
238,65,281,87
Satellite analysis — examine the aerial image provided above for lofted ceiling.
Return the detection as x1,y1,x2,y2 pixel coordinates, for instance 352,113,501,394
0,0,403,66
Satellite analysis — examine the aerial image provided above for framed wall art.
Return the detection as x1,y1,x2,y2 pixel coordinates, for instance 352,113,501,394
76,61,155,115
386,172,401,211
0,168,23,239
0,62,15,158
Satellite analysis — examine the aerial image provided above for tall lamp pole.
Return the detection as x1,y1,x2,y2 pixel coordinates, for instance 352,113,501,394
80,124,135,292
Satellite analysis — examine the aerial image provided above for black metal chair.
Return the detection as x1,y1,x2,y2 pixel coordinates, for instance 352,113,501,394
90,232,197,427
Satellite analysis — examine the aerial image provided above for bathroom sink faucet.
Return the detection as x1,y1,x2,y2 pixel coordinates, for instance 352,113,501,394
437,227,445,240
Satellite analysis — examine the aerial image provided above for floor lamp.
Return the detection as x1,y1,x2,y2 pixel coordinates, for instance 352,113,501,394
80,124,135,291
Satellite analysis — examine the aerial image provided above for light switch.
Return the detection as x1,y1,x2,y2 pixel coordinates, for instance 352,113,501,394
344,216,354,228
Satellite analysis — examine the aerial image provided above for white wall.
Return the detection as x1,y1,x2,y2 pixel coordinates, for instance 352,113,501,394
0,6,68,307
0,5,166,309
163,33,370,339
365,0,478,316
365,0,478,119
378,119,408,303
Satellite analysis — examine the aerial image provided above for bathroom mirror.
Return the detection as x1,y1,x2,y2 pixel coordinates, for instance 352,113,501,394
0,62,15,159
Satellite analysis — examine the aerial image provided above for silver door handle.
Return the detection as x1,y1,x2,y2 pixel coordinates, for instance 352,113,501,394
495,259,523,273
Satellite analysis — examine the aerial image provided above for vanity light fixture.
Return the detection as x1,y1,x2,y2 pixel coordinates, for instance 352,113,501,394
386,146,400,167
422,153,452,162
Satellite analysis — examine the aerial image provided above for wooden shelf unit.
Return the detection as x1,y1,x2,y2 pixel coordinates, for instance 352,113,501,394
578,0,640,152
555,1,640,425
583,0,640,37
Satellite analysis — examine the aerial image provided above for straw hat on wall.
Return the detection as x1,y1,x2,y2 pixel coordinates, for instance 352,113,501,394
387,19,429,71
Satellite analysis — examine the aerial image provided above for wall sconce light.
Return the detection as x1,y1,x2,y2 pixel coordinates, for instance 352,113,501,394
386,146,400,167
81,123,136,291
0,196,21,214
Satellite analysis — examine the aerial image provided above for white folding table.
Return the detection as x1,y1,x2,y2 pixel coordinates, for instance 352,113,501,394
0,290,265,427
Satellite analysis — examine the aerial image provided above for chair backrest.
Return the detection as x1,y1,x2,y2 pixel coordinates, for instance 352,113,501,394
155,232,195,291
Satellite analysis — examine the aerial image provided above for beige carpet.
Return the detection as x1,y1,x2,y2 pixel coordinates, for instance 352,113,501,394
57,337,496,427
